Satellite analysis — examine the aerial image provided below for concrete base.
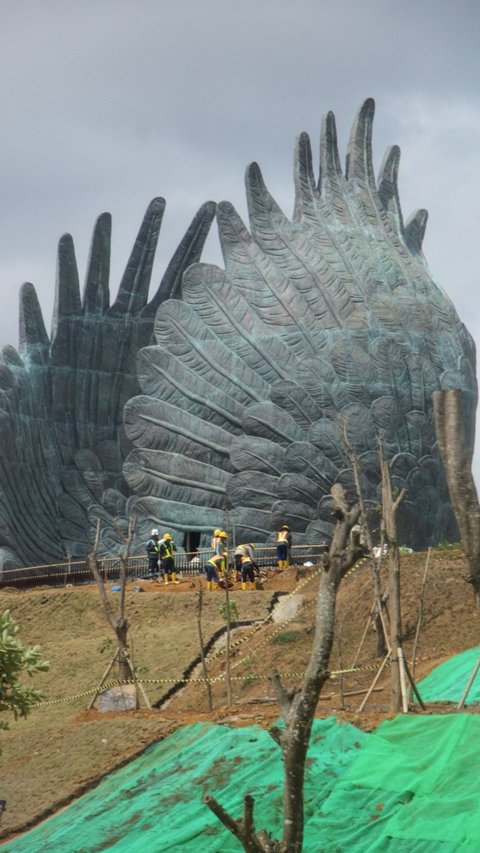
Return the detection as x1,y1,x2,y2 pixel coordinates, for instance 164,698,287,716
95,684,138,711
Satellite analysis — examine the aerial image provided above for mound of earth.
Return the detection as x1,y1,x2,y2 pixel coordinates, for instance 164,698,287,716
0,546,477,841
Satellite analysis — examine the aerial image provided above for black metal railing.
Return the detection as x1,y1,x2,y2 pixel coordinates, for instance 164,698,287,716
0,545,328,590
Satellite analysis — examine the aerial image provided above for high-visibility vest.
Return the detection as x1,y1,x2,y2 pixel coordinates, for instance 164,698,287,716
277,529,289,543
234,545,247,557
236,544,254,563
161,539,174,559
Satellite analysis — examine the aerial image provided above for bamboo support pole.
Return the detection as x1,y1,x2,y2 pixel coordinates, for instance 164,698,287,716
351,604,375,669
397,647,409,713
357,653,390,712
402,655,426,710
87,649,120,710
196,579,213,712
411,547,432,679
457,656,480,710
123,650,152,709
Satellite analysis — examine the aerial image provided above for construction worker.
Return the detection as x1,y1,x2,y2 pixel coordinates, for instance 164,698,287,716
238,544,258,590
276,524,292,571
215,530,228,578
145,529,161,578
234,542,248,574
234,542,256,574
205,553,223,591
211,528,222,552
159,533,178,584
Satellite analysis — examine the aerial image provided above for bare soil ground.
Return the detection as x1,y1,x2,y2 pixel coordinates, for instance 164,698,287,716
0,546,478,842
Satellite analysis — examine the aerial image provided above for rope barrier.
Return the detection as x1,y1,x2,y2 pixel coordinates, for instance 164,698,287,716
37,636,458,709
34,645,449,709
31,656,392,708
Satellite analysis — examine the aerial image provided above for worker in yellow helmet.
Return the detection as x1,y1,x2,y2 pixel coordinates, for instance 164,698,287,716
276,525,292,572
238,543,258,590
213,529,228,579
159,533,178,584
205,553,224,591
211,528,222,551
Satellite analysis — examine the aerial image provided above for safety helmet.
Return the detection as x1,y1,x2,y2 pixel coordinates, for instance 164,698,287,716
151,528,159,536
163,533,172,540
249,543,255,549
213,528,222,536
218,530,228,538
281,525,289,530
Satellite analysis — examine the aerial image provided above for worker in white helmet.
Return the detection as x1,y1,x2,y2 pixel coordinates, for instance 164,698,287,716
145,529,161,578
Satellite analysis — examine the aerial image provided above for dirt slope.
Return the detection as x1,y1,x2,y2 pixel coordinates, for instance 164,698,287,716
0,546,478,841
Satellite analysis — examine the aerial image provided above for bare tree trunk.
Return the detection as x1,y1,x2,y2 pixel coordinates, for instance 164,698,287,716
205,484,365,852
89,518,140,703
196,580,213,712
342,420,388,656
378,438,407,713
433,389,480,615
275,569,339,851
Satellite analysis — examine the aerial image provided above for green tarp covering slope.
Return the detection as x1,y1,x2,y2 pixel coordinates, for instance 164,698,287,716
417,646,480,705
318,714,480,851
2,719,367,852
5,714,480,852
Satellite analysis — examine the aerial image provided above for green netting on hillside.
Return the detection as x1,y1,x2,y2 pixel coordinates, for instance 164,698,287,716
2,718,367,853
417,646,480,704
6,715,480,852
317,714,480,851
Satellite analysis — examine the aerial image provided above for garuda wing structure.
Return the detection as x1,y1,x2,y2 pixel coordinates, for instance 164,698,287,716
0,199,215,566
123,100,476,549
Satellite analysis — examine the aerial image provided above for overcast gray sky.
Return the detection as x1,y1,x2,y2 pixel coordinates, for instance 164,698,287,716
1,0,480,471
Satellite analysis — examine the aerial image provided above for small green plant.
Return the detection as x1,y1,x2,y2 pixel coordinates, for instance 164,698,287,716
97,636,114,655
218,601,239,625
242,676,255,689
272,630,301,645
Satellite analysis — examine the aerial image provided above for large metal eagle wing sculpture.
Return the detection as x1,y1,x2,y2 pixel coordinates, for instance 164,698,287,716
123,99,476,549
0,198,215,566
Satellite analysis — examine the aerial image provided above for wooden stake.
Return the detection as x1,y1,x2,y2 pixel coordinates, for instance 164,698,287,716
87,649,120,710
196,579,213,712
357,653,389,712
402,655,426,710
350,604,375,669
457,655,480,710
411,547,431,679
397,647,409,713
123,650,152,710
224,579,233,706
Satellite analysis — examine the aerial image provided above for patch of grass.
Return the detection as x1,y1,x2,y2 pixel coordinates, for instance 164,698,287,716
435,541,463,552
272,630,301,645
